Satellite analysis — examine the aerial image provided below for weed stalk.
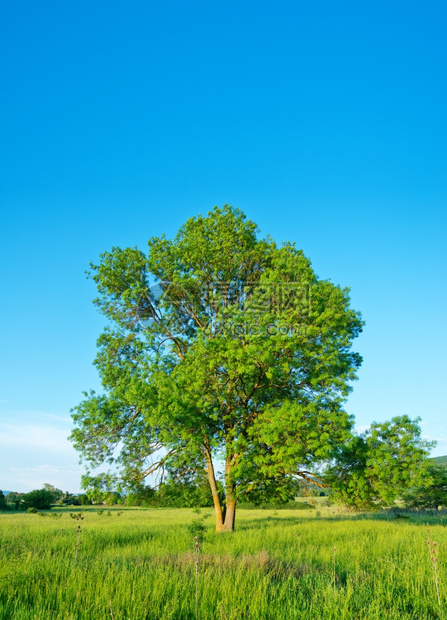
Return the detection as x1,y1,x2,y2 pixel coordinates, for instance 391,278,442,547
333,546,337,589
427,528,442,614
73,513,84,560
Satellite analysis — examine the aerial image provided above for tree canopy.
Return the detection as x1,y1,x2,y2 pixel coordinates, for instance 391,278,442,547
22,489,55,510
403,461,447,510
325,416,433,510
71,205,431,530
43,483,64,502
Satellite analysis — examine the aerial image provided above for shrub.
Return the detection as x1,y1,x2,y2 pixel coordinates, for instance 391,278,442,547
22,489,54,510
78,494,92,505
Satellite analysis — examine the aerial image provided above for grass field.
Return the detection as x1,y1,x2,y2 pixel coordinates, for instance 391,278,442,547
0,506,446,619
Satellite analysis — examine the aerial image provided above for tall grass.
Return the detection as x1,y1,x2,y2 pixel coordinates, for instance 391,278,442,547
0,506,445,619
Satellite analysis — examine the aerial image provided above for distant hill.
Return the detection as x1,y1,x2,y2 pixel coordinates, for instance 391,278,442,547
433,455,447,467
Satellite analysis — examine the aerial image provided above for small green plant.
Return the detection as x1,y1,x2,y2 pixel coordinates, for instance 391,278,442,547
187,510,207,544
27,507,38,514
39,512,62,519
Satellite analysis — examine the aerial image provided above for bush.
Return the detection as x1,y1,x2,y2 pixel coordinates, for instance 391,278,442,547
78,494,92,505
22,489,54,510
104,492,122,506
27,507,38,513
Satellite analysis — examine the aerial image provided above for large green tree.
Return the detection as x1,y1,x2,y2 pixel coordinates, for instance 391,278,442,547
71,205,391,530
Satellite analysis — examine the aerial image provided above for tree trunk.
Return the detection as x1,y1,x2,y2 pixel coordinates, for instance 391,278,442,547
220,499,236,531
204,444,237,532
219,457,237,532
204,448,224,532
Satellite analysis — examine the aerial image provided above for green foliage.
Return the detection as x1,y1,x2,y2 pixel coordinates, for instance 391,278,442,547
22,489,55,510
325,416,433,510
238,500,313,510
187,509,208,543
124,477,217,508
241,476,297,506
71,206,364,529
153,481,212,508
77,494,92,505
43,483,63,502
125,485,157,507
27,507,38,513
403,463,447,509
104,492,123,506
0,491,9,511
81,472,119,503
60,492,81,505
6,492,25,510
37,511,62,519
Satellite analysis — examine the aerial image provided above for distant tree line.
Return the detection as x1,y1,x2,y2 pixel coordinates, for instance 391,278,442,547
0,484,92,511
1,459,445,511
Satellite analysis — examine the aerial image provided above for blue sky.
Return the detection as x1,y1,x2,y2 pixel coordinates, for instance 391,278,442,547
1,1,446,492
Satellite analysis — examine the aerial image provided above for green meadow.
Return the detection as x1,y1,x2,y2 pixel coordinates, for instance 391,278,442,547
0,507,445,619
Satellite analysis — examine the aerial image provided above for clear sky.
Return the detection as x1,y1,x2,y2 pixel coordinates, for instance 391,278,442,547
1,1,446,492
